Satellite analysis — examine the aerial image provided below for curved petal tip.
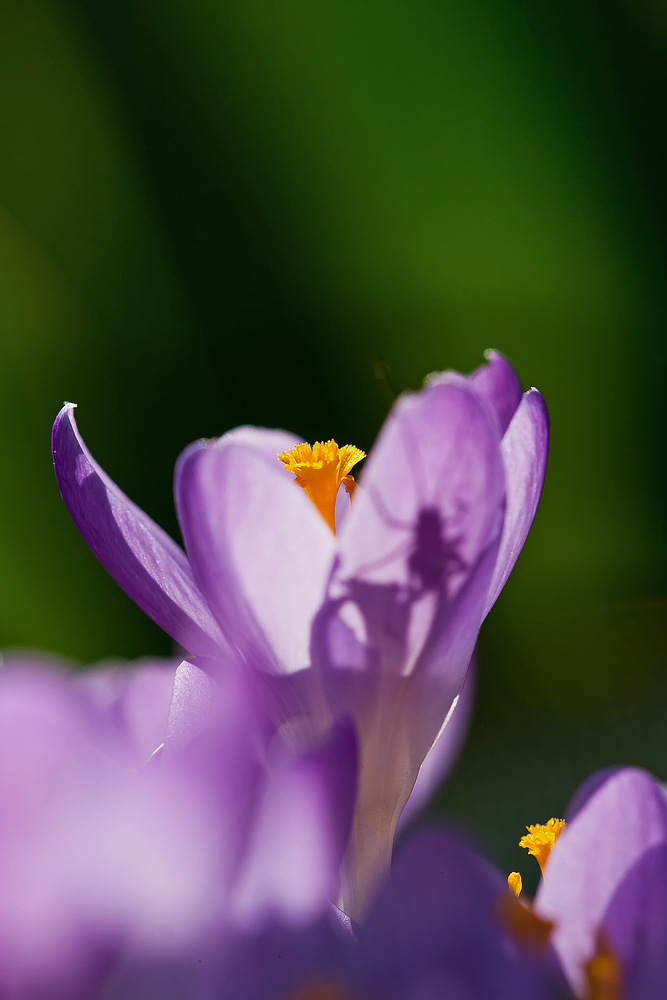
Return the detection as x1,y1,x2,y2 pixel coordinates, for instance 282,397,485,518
51,406,226,658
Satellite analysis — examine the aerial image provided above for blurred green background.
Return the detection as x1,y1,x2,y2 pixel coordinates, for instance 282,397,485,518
1,0,666,887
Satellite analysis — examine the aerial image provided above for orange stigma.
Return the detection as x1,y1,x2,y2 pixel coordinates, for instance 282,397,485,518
278,440,365,533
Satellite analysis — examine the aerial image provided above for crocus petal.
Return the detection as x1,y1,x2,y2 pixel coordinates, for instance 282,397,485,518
321,380,505,918
163,656,238,754
564,766,624,823
211,918,344,1000
162,657,270,893
482,388,549,619
335,379,505,602
399,654,476,828
100,958,212,1000
231,716,358,927
52,404,225,657
328,376,504,706
408,537,498,732
602,843,667,1000
72,658,178,768
175,427,336,675
0,664,221,997
467,348,524,435
535,767,667,996
355,828,561,1000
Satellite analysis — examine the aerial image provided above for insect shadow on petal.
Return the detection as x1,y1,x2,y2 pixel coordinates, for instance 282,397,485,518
348,483,467,598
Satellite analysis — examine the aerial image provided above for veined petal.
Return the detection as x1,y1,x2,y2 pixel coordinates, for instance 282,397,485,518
322,380,505,917
51,404,225,657
336,379,504,601
175,427,336,675
482,388,549,620
467,348,524,435
535,768,667,996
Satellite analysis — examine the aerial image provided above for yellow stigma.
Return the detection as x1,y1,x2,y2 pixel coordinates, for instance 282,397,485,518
519,818,566,875
507,871,523,897
278,440,365,533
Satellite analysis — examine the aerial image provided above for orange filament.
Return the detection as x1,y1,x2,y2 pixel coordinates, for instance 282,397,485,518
519,818,566,875
284,980,348,1000
497,893,554,955
278,440,365,533
585,935,623,1000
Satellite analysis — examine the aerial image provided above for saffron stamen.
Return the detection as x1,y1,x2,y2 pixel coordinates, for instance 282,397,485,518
278,440,365,533
518,817,566,875
507,871,523,897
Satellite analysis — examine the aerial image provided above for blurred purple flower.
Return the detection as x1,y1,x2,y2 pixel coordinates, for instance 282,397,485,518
52,350,548,917
105,825,569,1000
533,767,667,999
0,654,357,998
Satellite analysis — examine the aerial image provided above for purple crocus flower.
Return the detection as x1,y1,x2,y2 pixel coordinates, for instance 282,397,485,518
532,767,667,999
52,350,548,918
0,653,357,998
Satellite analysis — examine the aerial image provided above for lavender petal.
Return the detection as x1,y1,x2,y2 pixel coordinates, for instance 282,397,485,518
468,348,524,435
175,427,336,674
482,388,549,619
52,404,225,657
232,716,358,927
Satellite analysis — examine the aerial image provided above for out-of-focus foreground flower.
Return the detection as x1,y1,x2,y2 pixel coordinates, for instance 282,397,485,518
52,350,549,919
10,655,665,997
0,653,357,998
170,827,568,1000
